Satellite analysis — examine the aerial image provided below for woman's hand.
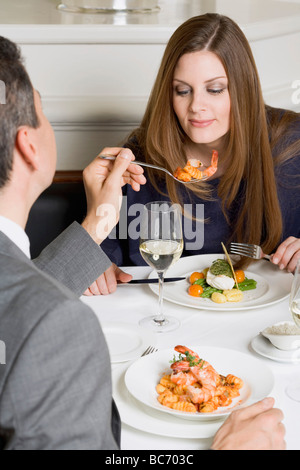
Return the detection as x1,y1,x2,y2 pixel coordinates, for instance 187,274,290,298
271,237,300,273
83,263,132,296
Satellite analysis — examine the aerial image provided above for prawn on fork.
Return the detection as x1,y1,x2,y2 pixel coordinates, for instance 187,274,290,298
173,150,219,182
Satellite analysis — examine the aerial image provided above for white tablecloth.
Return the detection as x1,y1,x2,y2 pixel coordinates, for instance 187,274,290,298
81,266,300,451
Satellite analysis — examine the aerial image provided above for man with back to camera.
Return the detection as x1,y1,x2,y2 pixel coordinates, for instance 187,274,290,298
0,36,286,450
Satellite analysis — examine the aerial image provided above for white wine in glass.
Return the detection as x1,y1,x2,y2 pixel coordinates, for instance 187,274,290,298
286,260,300,401
139,201,183,332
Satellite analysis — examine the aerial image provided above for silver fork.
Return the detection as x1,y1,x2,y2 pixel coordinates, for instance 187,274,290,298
141,346,158,356
230,242,271,261
99,154,208,185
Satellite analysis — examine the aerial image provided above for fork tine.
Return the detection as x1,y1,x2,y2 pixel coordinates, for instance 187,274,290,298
230,246,255,254
230,243,258,250
141,346,151,356
149,347,158,354
141,346,158,357
230,246,256,255
230,248,255,257
230,242,260,259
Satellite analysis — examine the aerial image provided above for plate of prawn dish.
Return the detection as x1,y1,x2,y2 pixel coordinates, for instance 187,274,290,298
125,345,274,421
148,254,293,311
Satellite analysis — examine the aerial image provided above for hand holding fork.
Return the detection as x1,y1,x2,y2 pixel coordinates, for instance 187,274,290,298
230,236,300,274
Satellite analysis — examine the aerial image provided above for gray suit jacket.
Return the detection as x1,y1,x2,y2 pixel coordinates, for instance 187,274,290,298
0,222,120,450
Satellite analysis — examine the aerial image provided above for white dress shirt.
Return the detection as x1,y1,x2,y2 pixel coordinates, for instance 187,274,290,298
0,215,30,259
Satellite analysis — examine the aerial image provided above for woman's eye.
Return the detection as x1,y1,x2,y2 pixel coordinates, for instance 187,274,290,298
207,88,225,95
175,88,191,96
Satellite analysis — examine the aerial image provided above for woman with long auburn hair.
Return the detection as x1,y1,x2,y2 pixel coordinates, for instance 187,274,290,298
87,13,300,296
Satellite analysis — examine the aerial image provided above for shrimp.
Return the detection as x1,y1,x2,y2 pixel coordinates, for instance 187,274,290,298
174,345,201,360
170,346,201,386
171,371,197,386
184,150,218,180
187,159,203,168
187,362,220,404
171,345,220,404
170,360,190,373
170,346,200,373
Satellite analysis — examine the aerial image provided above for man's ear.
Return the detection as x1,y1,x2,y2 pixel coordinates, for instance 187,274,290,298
15,126,39,171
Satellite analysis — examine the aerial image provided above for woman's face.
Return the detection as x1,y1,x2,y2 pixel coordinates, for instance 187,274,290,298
172,50,231,149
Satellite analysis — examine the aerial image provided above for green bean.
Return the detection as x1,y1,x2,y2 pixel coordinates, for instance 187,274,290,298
201,287,223,298
193,278,207,286
238,278,257,291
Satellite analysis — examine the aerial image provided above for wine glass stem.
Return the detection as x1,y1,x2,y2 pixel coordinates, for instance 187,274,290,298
154,271,165,325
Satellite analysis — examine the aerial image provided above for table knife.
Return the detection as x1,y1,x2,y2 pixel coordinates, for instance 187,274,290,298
120,277,186,285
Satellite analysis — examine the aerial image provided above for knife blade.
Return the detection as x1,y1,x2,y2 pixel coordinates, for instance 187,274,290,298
119,277,186,285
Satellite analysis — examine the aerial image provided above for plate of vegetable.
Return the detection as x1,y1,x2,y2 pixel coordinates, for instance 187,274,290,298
148,254,293,311
187,258,258,304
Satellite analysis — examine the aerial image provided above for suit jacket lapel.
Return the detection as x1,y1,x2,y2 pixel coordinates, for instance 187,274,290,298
0,232,31,263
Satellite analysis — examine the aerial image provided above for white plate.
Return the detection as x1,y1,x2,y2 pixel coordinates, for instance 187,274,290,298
148,254,293,311
101,322,155,364
251,334,300,363
124,346,274,421
112,362,224,440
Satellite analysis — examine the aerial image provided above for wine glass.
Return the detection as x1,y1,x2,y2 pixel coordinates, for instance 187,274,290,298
286,260,300,401
139,201,183,332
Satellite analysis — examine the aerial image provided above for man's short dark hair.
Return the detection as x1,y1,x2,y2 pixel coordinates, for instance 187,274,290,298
0,37,39,189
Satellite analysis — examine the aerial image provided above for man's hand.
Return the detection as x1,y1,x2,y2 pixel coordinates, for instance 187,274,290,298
83,263,132,296
81,147,146,244
211,397,286,450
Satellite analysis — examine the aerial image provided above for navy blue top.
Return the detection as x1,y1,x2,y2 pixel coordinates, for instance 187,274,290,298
101,111,300,267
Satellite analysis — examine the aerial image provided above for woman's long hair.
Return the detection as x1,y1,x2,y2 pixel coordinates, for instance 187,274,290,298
127,14,299,265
